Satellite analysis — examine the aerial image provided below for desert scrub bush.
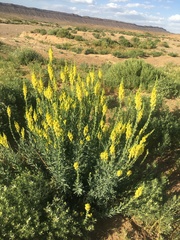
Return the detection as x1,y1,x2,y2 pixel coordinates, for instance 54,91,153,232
11,48,45,66
104,59,161,90
84,48,97,55
118,36,133,47
31,28,47,35
168,52,179,57
0,49,164,239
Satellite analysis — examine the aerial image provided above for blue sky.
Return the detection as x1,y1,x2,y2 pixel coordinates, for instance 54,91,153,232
1,0,180,33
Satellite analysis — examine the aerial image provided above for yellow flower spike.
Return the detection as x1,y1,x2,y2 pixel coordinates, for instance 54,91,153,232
89,71,95,84
45,112,53,127
135,90,142,111
110,144,115,156
86,75,90,87
86,135,91,141
83,125,89,137
100,151,108,161
80,140,83,145
37,78,44,94
102,104,107,116
14,121,20,133
110,129,116,142
98,69,102,79
21,127,25,140
44,85,53,100
150,85,157,111
126,122,132,140
116,170,123,177
53,120,62,137
0,133,9,148
85,203,91,213
73,64,77,77
23,82,27,100
94,82,100,96
48,64,53,81
76,83,82,102
33,111,38,122
73,162,79,171
134,185,144,199
102,124,109,133
137,107,144,123
31,72,37,89
7,106,11,118
118,81,125,102
60,71,66,83
68,131,73,142
48,48,53,63
127,170,132,177
97,132,102,140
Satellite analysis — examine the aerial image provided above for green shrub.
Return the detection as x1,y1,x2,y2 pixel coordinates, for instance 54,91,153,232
84,48,97,55
168,52,179,57
151,51,163,57
119,36,133,47
11,48,45,65
74,35,85,41
104,58,161,90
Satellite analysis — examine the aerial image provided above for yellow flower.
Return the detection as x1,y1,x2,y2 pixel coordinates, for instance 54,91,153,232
110,129,116,142
0,133,9,148
46,112,53,127
117,170,123,177
14,121,20,133
48,64,53,81
128,143,145,160
94,82,100,96
31,72,37,89
33,111,38,122
37,78,44,94
150,85,157,111
126,122,132,140
7,106,11,118
102,104,107,116
127,170,132,177
134,185,144,199
98,69,102,79
110,144,115,156
83,125,89,137
85,203,91,212
118,81,124,102
135,90,142,111
73,162,79,171
23,82,27,100
68,131,73,142
48,48,53,63
60,71,66,82
21,127,25,139
76,83,82,102
44,85,53,100
86,135,91,141
100,151,108,161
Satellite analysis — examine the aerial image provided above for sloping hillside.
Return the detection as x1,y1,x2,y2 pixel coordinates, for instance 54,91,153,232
0,2,168,33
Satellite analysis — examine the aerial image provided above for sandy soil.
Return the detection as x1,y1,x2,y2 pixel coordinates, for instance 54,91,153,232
1,23,180,67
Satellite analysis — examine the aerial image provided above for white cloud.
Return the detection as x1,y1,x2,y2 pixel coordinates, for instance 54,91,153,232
168,14,180,22
107,3,119,8
126,3,154,9
109,0,128,2
70,0,94,3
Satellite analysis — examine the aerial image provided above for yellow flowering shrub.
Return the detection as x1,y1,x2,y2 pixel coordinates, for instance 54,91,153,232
0,49,158,238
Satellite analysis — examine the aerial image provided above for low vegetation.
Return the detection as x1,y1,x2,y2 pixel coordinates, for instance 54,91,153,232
0,25,180,240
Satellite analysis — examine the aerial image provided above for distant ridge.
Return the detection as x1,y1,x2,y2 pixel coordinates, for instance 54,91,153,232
0,2,168,33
